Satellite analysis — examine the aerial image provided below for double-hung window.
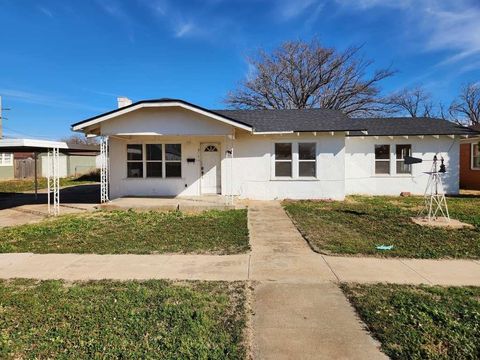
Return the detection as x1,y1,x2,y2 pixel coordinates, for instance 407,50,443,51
298,143,316,177
127,145,143,178
273,142,317,178
374,145,390,174
0,153,13,166
472,143,480,170
127,144,182,178
165,144,182,177
274,143,292,177
146,144,162,177
396,144,412,174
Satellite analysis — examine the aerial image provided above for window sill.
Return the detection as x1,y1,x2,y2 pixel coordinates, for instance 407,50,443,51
123,177,185,180
372,174,413,178
270,177,320,181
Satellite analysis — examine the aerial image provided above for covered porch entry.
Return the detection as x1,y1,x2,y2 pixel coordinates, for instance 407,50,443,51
102,134,236,203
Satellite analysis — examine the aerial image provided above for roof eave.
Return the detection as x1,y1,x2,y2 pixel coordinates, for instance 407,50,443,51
71,100,254,133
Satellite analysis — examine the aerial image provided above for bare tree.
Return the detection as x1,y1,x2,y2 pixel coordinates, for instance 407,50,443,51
384,86,435,117
449,82,480,125
226,39,394,117
60,134,99,146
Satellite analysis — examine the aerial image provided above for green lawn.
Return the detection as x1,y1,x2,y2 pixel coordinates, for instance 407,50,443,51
0,279,247,359
342,283,480,360
283,196,480,259
0,209,249,254
0,172,99,193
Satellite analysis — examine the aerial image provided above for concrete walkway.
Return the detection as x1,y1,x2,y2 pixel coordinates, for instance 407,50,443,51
248,201,386,359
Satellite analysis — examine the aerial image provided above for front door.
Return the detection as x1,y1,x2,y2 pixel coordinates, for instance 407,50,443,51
200,143,221,194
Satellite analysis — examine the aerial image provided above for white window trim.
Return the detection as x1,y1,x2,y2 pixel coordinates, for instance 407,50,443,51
0,153,13,167
126,143,183,179
373,144,414,177
374,144,391,176
271,141,318,180
471,143,480,170
395,144,412,175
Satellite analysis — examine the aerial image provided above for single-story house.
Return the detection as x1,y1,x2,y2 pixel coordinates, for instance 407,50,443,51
459,125,480,190
71,98,478,201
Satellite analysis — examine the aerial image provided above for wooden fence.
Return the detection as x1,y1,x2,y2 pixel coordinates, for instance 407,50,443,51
14,158,36,179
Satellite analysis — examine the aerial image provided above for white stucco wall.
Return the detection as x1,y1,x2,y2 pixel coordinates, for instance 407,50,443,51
230,132,345,200
101,106,460,200
345,136,460,195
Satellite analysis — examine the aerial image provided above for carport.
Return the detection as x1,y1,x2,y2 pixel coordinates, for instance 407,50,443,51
0,138,100,215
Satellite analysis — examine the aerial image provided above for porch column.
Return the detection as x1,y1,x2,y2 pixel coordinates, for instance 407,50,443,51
100,136,110,203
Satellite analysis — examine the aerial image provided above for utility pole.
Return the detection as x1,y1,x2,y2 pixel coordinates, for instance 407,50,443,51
0,95,3,139
0,96,11,139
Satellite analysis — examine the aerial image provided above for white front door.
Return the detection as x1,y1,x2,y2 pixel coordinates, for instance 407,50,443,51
200,143,221,194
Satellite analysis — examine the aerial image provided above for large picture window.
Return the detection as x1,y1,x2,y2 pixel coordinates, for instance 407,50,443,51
472,144,480,170
298,143,316,177
374,145,390,174
127,144,143,178
126,144,182,179
274,143,292,177
396,144,412,174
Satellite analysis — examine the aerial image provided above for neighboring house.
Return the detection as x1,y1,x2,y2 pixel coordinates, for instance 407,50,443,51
460,125,480,190
71,98,477,200
0,149,98,180
0,152,14,179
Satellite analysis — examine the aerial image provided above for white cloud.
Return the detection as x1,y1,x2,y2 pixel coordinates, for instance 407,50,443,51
337,0,480,69
38,6,54,18
174,22,195,38
276,0,319,20
96,0,136,42
0,88,102,111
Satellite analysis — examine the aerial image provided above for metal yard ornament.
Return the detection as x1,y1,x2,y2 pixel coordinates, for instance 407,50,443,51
404,154,450,221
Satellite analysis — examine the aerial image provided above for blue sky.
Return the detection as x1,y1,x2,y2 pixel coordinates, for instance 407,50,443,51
0,0,479,139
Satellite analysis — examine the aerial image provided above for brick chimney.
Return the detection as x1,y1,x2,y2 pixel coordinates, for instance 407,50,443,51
117,97,133,108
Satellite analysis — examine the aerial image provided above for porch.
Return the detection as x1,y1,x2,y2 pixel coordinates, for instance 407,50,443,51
99,195,246,212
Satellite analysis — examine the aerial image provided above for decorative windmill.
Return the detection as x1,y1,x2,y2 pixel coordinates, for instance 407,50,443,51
405,155,450,221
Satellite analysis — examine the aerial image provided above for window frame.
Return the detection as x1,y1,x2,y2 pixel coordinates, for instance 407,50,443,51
145,144,163,178
395,144,412,175
126,143,183,179
298,142,317,178
126,144,144,178
274,142,293,178
271,141,318,180
0,153,13,167
164,143,182,178
472,143,480,170
374,144,391,175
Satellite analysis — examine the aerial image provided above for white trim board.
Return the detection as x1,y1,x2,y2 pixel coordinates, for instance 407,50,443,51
72,101,253,132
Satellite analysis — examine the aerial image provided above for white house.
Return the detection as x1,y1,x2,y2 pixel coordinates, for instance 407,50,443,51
71,98,477,201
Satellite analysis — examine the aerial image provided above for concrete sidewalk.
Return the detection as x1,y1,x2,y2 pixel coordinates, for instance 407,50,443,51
0,253,479,285
0,253,249,281
0,252,479,285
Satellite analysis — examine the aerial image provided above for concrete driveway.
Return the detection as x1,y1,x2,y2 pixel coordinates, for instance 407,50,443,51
0,184,99,226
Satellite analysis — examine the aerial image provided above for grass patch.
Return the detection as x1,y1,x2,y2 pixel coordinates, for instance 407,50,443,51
0,171,99,193
0,209,249,254
283,196,480,259
342,283,480,359
0,279,247,359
